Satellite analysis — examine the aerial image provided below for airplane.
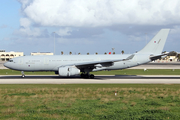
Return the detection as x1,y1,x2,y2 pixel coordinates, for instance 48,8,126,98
4,29,170,78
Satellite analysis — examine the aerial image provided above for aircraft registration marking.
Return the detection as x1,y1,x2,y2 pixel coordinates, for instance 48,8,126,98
158,39,161,44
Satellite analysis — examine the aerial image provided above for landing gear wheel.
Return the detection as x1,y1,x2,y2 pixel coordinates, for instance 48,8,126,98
80,74,85,78
21,71,25,78
80,73,88,78
89,74,94,79
85,74,89,78
81,73,94,79
81,73,89,78
22,74,25,78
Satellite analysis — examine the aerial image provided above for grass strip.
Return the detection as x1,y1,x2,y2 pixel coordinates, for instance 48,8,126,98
0,84,180,119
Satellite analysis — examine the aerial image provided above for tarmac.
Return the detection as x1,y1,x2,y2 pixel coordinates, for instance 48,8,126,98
0,75,180,84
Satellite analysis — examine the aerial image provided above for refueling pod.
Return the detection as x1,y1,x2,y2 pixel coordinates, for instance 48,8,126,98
58,66,80,76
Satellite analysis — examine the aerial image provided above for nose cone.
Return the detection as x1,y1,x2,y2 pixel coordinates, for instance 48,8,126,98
3,62,9,68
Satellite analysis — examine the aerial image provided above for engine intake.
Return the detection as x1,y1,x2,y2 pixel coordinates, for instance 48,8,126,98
58,66,80,76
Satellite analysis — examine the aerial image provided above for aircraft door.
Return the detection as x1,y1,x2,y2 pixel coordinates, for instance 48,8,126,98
43,58,50,70
44,58,49,65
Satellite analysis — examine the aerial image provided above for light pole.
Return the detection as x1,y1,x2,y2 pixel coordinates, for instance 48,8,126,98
145,33,147,45
53,32,55,55
112,48,115,53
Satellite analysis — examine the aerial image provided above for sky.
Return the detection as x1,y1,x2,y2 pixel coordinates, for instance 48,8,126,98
0,0,180,55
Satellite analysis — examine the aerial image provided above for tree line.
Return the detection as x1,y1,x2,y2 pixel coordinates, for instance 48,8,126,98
61,50,125,55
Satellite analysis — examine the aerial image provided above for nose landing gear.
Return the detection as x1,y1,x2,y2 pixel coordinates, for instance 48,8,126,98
21,71,25,78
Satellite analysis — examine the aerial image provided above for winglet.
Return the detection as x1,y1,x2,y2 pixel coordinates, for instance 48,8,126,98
138,29,170,55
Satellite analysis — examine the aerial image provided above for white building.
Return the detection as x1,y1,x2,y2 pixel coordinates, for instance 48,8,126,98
31,52,53,56
0,50,24,61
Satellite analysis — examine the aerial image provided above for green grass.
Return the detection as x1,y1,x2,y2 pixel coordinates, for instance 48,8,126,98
0,84,180,119
0,69,55,75
0,69,180,75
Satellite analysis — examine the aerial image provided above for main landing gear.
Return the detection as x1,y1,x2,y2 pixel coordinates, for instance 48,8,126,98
80,73,94,79
21,71,25,78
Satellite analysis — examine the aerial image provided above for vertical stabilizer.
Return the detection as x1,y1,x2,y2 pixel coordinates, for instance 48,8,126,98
138,29,170,55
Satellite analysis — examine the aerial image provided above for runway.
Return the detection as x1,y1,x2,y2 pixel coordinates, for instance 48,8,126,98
0,75,180,84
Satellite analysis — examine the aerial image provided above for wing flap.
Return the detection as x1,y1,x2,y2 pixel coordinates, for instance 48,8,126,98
61,59,124,69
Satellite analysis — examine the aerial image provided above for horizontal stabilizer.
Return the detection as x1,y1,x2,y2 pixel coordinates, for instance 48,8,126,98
150,54,167,61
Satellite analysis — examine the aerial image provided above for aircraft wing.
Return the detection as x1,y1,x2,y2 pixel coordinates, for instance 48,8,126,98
74,59,124,68
61,54,135,69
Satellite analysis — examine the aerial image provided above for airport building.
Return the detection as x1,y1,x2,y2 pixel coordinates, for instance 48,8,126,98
0,50,24,61
31,52,54,56
155,51,179,62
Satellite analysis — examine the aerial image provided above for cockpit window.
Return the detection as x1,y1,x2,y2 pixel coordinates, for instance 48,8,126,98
9,60,13,62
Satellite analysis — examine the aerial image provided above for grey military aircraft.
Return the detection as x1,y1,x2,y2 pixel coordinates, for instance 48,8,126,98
4,29,170,78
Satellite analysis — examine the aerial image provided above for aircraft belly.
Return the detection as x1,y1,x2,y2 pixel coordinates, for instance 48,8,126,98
106,62,129,70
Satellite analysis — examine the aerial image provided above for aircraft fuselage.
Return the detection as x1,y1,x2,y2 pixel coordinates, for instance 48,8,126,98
4,53,151,72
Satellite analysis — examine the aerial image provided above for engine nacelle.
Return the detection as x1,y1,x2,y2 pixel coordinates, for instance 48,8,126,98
58,66,80,76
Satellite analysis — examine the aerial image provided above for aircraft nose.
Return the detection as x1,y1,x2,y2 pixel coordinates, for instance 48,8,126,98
3,62,9,68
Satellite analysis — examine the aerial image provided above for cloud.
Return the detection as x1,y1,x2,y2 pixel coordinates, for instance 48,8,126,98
20,18,31,28
0,24,8,29
13,17,49,37
128,35,142,41
65,27,104,38
18,0,180,27
14,27,49,37
11,0,180,55
57,37,94,44
3,37,11,41
170,26,180,34
17,0,34,9
56,27,73,36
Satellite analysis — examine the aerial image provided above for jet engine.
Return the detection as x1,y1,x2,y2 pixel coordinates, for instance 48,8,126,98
58,66,80,76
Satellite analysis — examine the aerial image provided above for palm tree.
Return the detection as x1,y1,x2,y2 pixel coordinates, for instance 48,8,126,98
61,51,63,55
121,50,124,54
168,51,177,56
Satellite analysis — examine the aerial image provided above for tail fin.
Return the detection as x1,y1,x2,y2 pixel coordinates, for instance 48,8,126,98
138,29,170,55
